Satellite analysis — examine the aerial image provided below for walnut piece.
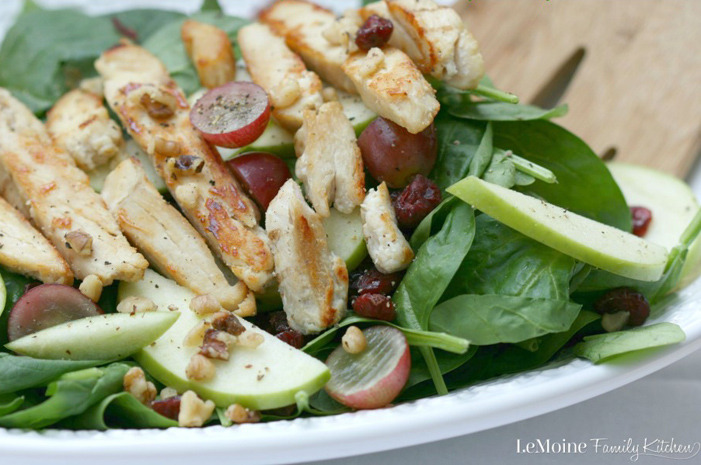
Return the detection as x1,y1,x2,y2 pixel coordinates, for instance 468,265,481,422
117,296,158,314
189,294,221,316
178,390,215,427
224,403,261,424
185,353,216,381
123,367,157,405
65,230,93,256
78,274,103,302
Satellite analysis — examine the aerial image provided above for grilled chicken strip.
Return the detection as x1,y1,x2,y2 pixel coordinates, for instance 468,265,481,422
0,196,73,285
238,22,323,131
362,0,484,90
0,163,27,216
266,179,348,334
95,42,274,292
46,88,124,171
260,0,358,94
294,101,365,217
181,20,237,89
102,157,230,295
0,88,148,285
361,182,414,274
343,46,439,134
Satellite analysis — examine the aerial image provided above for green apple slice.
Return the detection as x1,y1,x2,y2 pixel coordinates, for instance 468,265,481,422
322,207,367,271
607,162,701,288
336,89,377,136
447,176,668,281
119,270,330,410
5,312,179,361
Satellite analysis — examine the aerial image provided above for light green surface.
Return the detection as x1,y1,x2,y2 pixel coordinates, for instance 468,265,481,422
322,207,367,271
119,270,330,410
448,176,668,282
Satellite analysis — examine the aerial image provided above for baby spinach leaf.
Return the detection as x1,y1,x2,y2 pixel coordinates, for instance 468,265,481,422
0,394,23,416
447,101,568,121
393,202,475,394
482,148,516,187
467,121,494,178
0,353,107,394
63,392,177,430
430,114,488,191
430,295,581,345
0,8,120,114
143,12,248,96
574,323,685,363
0,363,129,429
107,10,185,43
201,0,224,13
446,214,575,301
397,346,478,401
409,196,458,250
493,120,631,231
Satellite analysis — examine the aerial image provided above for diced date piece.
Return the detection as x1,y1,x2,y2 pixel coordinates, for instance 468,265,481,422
630,206,652,237
594,287,650,327
352,293,396,321
355,15,394,51
392,174,442,229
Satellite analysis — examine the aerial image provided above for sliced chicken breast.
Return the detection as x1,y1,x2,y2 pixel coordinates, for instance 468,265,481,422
266,179,348,334
46,88,124,171
260,0,358,94
238,22,323,131
181,20,237,89
102,157,230,295
361,182,414,273
95,42,274,291
295,101,365,217
0,196,73,285
342,47,440,134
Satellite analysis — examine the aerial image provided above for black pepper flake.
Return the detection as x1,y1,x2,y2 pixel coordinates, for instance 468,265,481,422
209,180,216,186
104,261,112,265
65,242,72,249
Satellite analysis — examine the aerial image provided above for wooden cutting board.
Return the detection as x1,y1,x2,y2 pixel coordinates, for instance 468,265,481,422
456,0,701,178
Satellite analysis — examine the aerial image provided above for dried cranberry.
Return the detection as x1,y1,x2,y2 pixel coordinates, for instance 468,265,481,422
200,329,229,360
355,15,394,51
151,396,181,420
352,293,396,321
630,206,652,237
594,287,650,327
268,311,291,334
276,329,305,349
392,174,442,229
350,268,403,298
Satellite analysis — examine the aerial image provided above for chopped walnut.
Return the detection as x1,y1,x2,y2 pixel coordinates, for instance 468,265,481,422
342,326,366,354
321,87,339,102
224,403,261,424
65,230,93,256
212,283,248,312
185,353,216,381
189,294,221,316
154,137,182,157
174,183,200,209
160,386,179,399
234,291,257,318
137,88,177,119
79,274,103,302
200,329,230,360
237,331,264,349
211,311,245,336
178,390,215,427
183,320,212,347
117,296,158,314
123,367,157,405
165,155,204,176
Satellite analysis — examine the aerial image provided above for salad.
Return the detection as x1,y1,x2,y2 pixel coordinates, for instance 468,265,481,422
0,0,699,432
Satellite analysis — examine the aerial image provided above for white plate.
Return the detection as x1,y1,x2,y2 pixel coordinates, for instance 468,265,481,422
1,1,701,465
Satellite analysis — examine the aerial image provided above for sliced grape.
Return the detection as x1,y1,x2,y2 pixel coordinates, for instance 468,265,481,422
7,284,102,341
325,326,410,409
190,82,271,148
227,152,292,210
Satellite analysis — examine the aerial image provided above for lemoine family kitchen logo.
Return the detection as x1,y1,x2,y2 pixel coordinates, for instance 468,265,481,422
516,437,701,461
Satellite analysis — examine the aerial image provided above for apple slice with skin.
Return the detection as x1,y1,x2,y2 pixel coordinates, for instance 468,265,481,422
447,176,668,282
5,312,179,360
119,269,330,410
607,162,701,288
322,207,368,271
325,326,410,409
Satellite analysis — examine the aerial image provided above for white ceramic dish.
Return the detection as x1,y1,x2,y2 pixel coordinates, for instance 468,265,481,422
1,1,700,465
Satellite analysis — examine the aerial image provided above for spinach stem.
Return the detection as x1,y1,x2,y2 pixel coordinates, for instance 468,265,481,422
507,152,557,184
679,208,701,247
474,84,520,104
420,347,448,395
403,329,469,354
